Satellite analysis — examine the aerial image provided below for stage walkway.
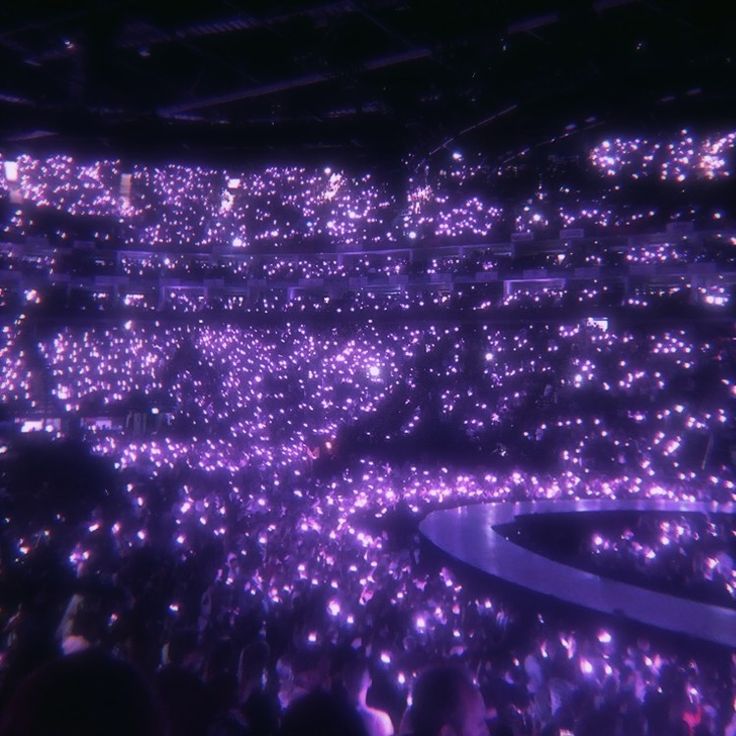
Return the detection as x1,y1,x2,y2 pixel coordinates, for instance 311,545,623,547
419,498,736,647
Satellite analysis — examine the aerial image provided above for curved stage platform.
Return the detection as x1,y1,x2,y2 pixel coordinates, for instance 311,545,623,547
419,498,736,648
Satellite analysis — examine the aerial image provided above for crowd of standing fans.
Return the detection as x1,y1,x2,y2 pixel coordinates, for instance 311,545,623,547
1,317,735,734
1,132,736,735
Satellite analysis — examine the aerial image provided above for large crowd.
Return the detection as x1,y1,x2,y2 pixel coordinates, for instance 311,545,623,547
498,510,736,609
1,132,736,735
0,247,732,320
586,513,736,607
1,128,735,252
1,314,736,734
0,320,733,483
588,132,736,182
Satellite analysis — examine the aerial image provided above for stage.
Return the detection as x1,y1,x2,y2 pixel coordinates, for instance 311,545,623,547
419,498,736,647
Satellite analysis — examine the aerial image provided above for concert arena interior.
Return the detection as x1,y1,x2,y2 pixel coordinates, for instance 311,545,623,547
1,2,736,735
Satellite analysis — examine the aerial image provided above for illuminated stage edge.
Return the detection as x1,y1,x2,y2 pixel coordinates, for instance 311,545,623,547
419,498,736,647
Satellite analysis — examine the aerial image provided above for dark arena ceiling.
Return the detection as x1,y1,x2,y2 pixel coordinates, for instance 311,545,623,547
0,0,734,164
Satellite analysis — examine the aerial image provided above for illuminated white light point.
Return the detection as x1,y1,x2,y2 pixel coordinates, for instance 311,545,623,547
327,599,341,616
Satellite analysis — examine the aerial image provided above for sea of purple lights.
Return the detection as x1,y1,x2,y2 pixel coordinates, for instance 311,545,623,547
2,316,736,731
1,129,735,252
2,131,736,731
2,247,731,317
89,281,734,316
589,514,736,606
2,315,736,731
1,320,734,485
3,238,727,279
589,131,736,182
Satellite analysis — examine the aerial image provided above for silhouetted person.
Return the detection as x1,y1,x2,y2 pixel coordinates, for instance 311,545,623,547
281,689,369,736
342,655,394,736
408,665,489,736
0,650,162,736
156,665,213,736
